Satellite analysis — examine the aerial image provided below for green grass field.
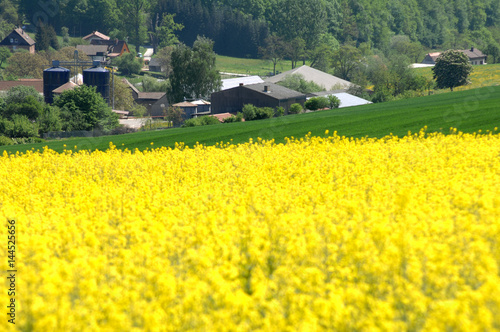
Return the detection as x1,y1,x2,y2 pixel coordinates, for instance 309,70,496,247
216,55,301,77
2,85,499,154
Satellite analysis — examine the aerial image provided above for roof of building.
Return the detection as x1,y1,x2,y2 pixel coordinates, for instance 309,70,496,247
148,58,162,67
0,79,43,93
241,82,306,100
460,47,486,59
52,81,79,94
264,65,352,90
83,31,110,41
191,99,211,105
0,28,36,46
172,101,197,107
309,91,372,108
76,45,108,56
90,39,129,56
211,113,234,122
122,79,166,100
221,76,264,90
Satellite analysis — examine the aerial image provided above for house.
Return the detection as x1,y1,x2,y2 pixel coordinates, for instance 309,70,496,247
82,31,110,43
123,79,168,116
308,91,372,108
76,45,108,62
0,79,43,94
148,58,163,72
0,28,35,53
90,39,130,59
191,100,211,116
211,82,306,114
422,48,487,65
264,65,353,90
221,76,264,90
171,101,198,119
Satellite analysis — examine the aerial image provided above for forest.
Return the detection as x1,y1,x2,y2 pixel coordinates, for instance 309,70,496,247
0,0,499,59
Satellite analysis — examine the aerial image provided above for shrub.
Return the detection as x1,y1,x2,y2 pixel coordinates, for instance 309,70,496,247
183,118,202,127
255,107,274,120
305,97,330,111
0,135,13,146
242,104,257,121
223,113,244,123
328,95,341,109
288,103,303,114
200,116,220,125
275,107,285,117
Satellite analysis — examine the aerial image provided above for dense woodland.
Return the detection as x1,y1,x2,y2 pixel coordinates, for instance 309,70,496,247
0,0,499,58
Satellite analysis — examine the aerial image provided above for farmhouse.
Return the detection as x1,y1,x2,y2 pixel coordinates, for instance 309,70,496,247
422,47,487,65
264,65,353,90
90,39,130,59
82,31,110,43
76,45,108,62
211,82,306,114
0,28,35,53
123,79,168,116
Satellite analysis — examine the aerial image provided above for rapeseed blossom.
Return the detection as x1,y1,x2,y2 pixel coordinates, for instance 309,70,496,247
1,129,500,331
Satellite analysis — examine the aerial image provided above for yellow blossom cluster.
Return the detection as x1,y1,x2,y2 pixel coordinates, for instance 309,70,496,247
1,130,500,331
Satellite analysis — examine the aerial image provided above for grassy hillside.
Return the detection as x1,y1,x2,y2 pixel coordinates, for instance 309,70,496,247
2,85,499,155
414,63,500,91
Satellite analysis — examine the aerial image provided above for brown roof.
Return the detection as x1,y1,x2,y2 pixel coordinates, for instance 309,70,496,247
212,113,233,122
460,47,486,60
53,81,79,94
122,78,166,100
0,79,43,93
83,31,110,41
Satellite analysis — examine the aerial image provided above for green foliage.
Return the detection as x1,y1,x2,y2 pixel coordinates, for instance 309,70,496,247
155,13,184,49
275,106,285,117
55,85,119,132
164,106,185,127
241,104,274,120
113,53,143,76
242,104,257,121
328,95,341,109
2,114,39,138
222,113,244,123
129,103,147,117
277,74,325,94
5,53,46,79
4,86,43,105
167,37,221,103
141,75,169,92
183,116,220,127
305,97,330,111
432,50,473,91
2,95,43,121
288,103,303,114
35,22,59,51
0,46,11,67
258,34,285,76
0,135,13,146
38,105,62,134
332,44,362,81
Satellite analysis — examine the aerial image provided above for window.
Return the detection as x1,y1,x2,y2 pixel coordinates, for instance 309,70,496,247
10,38,13,43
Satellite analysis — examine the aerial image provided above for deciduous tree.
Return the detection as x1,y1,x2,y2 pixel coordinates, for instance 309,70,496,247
432,50,473,91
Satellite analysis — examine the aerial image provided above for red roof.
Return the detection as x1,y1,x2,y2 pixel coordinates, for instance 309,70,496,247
0,79,43,93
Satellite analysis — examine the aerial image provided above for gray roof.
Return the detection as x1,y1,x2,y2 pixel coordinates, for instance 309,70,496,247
309,92,372,108
76,45,108,56
265,65,353,90
149,58,161,66
460,48,486,59
243,83,306,100
221,76,264,90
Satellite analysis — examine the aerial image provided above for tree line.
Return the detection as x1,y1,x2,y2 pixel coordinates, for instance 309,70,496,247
0,0,497,59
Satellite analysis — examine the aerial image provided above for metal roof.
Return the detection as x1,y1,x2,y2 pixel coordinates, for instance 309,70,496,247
309,92,372,108
242,83,306,100
265,65,353,90
221,76,264,90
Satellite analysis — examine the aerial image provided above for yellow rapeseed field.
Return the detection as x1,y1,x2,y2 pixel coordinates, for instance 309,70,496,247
1,130,500,331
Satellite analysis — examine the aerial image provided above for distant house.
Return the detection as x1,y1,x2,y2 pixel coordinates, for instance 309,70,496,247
76,45,108,62
172,101,198,120
90,39,130,59
221,76,264,90
211,82,306,114
191,100,211,116
123,79,168,116
422,48,487,65
264,65,353,90
82,31,110,43
148,58,163,72
0,28,35,53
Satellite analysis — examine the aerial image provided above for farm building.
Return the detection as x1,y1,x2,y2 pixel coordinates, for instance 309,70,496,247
90,39,130,59
172,101,198,120
422,48,487,65
0,28,35,53
83,31,110,43
211,82,306,114
123,79,168,116
264,65,353,90
148,58,164,73
0,79,43,94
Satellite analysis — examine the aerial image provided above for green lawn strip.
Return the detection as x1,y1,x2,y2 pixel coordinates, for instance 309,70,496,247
2,86,499,155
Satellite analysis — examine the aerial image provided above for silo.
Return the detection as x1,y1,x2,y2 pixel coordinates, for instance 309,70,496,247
83,61,110,105
43,60,70,104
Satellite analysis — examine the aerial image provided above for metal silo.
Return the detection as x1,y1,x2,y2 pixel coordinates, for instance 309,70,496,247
83,61,110,105
43,60,70,104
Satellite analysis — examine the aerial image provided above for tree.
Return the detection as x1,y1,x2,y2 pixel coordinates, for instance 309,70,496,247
485,42,500,64
154,13,184,50
155,46,174,77
0,46,10,67
277,74,325,94
164,106,184,126
167,37,221,103
332,44,362,81
259,34,285,76
5,52,46,79
54,85,119,132
432,50,473,91
284,37,306,69
120,0,149,53
112,53,143,76
110,78,134,111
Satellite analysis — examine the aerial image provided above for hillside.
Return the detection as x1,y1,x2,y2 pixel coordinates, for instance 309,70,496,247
2,85,499,155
